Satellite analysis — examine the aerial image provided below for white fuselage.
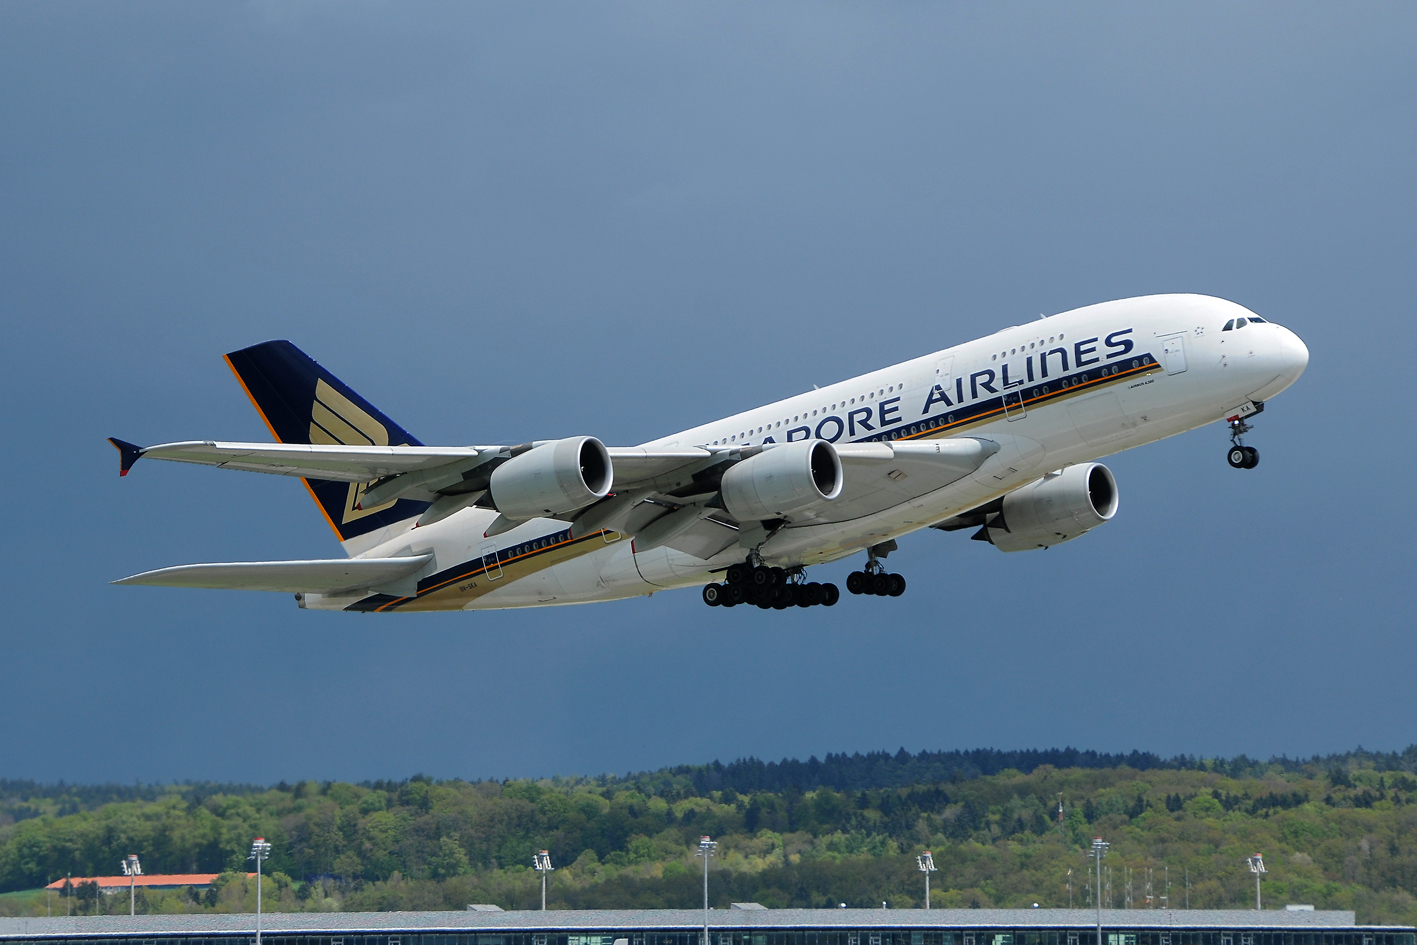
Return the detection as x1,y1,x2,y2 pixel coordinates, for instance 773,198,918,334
303,294,1307,612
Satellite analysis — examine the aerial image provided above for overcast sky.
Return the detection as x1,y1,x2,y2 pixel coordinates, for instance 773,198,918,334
2,2,1414,784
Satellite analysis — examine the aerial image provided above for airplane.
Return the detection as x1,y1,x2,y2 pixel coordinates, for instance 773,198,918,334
110,293,1308,612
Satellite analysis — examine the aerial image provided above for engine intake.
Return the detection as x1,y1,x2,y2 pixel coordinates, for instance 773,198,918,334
720,440,843,521
986,463,1118,552
489,436,612,519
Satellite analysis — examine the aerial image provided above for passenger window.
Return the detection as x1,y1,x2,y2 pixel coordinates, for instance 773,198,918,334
1222,319,1235,331
1236,317,1248,328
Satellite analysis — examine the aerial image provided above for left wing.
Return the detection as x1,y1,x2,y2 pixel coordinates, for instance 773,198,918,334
109,438,483,482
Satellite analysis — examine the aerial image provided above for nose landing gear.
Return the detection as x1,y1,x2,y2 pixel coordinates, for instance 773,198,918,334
1226,406,1263,469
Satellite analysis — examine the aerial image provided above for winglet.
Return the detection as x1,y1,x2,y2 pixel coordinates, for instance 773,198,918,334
108,438,144,477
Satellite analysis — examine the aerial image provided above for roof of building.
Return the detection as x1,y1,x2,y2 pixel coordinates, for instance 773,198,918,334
42,875,243,891
0,908,1397,940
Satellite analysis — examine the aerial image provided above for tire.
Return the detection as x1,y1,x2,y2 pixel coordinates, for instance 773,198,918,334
752,584,773,604
772,585,794,608
702,584,723,606
822,583,840,606
888,574,906,597
802,582,824,606
871,572,892,596
770,567,787,586
726,584,747,606
1243,446,1260,469
725,564,748,585
751,566,772,588
845,571,866,595
1228,446,1247,468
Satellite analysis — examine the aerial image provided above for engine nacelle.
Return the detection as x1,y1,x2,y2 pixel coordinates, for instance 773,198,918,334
489,436,612,519
720,440,843,521
986,463,1119,552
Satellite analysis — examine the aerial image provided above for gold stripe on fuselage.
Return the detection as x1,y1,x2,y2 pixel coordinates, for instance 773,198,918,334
373,530,614,612
897,357,1159,442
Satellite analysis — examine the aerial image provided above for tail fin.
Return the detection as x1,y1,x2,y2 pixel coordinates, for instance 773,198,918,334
224,341,430,544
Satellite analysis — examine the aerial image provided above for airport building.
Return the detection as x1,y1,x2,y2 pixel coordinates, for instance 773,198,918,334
0,908,1410,945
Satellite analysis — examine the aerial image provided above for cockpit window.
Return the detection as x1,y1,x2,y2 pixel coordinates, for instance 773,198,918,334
1248,315,1267,323
1236,317,1248,328
1222,319,1235,331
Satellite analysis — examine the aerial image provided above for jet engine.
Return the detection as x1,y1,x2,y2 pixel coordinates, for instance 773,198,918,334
984,463,1118,552
720,440,843,521
489,436,612,519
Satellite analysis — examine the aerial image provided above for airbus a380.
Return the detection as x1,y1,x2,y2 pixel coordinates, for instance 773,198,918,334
111,294,1308,612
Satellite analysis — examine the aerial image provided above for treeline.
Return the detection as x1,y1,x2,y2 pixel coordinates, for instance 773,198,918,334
1,749,1415,925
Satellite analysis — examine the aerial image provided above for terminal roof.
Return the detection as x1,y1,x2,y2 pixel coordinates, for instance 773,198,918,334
0,908,1388,940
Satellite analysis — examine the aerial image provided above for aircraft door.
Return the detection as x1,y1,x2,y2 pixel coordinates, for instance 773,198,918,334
480,541,503,581
1161,334,1187,374
933,356,954,393
1002,388,1025,420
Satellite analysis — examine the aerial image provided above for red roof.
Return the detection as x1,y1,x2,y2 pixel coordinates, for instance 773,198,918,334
45,874,251,890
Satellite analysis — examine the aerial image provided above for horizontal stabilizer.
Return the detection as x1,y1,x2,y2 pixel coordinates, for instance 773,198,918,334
113,554,432,594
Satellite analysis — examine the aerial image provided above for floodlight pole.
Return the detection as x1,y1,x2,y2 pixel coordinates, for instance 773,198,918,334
120,854,141,916
1090,838,1110,945
533,851,554,911
1247,854,1266,910
249,838,272,945
917,852,937,909
697,837,717,945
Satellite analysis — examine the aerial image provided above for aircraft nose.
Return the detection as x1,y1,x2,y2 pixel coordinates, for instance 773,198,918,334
1276,325,1309,380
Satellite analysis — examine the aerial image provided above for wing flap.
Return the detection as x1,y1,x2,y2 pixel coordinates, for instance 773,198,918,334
113,554,432,594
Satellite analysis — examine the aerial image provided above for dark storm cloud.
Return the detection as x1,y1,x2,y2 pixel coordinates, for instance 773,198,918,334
0,2,1413,782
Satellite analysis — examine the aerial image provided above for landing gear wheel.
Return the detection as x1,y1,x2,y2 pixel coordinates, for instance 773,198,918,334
1227,446,1247,468
725,564,748,585
801,582,823,606
1243,446,1259,468
888,574,906,597
726,584,747,606
870,572,892,596
846,571,867,595
702,584,723,607
822,583,840,606
772,585,794,609
751,566,773,588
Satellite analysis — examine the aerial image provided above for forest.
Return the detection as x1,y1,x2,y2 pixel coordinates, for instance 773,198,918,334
1,747,1414,925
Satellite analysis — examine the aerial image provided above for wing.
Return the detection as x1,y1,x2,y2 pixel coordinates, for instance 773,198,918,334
109,439,483,482
110,439,714,486
573,437,1002,559
110,435,722,529
113,554,432,594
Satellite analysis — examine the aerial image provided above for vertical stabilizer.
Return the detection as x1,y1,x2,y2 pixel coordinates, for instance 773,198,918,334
224,341,431,543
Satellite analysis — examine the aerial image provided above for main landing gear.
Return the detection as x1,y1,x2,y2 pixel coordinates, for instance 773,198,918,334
845,549,906,598
702,562,839,610
1226,405,1263,470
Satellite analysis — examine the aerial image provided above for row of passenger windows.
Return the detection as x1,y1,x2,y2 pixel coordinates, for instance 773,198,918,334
992,334,1065,361
708,384,906,446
